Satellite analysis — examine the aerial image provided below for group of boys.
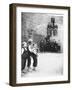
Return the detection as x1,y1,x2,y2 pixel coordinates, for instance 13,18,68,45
21,39,38,73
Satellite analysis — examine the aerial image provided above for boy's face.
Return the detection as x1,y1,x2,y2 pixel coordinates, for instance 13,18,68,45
28,41,32,45
23,43,27,48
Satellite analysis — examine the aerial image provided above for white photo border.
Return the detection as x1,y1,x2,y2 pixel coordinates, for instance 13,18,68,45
16,6,68,84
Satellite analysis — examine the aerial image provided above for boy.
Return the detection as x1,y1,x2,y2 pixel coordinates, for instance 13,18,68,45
21,42,31,73
28,39,38,71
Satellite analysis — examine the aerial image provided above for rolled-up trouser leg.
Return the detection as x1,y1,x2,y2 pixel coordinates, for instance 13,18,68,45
32,54,37,67
27,56,31,68
21,57,26,71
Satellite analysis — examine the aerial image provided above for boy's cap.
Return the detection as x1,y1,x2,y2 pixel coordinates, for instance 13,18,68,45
28,39,33,42
22,42,27,47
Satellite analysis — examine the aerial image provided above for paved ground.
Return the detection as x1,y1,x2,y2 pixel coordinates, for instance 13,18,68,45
21,53,63,77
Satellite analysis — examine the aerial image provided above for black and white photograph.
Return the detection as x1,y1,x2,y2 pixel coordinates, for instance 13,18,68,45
9,4,70,86
21,13,63,77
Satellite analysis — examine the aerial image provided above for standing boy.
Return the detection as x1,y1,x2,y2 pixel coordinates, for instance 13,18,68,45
21,42,31,73
28,39,38,71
